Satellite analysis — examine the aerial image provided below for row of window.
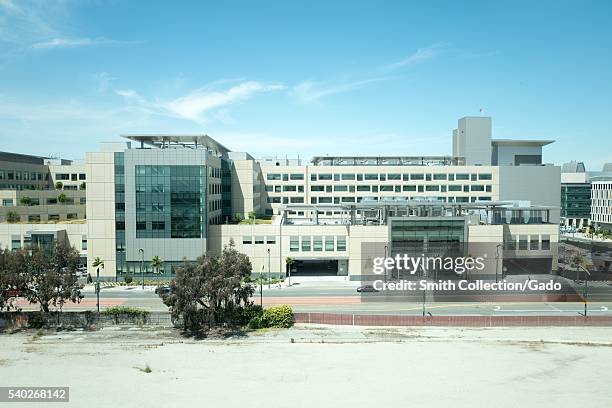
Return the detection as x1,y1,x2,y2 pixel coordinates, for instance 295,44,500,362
1,197,86,207
304,173,493,182
266,173,305,181
289,236,346,252
0,170,49,182
505,234,551,250
267,184,493,194
55,173,86,181
268,196,493,204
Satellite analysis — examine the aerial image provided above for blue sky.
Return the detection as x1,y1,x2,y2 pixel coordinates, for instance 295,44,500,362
0,0,611,169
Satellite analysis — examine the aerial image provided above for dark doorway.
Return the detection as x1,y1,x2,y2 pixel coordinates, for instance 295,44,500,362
288,259,338,276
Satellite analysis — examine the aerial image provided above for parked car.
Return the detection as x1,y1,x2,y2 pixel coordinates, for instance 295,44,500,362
356,285,379,293
155,285,172,295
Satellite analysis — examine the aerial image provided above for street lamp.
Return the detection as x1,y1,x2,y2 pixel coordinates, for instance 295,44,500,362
267,248,271,289
578,265,591,317
259,264,265,308
139,248,144,290
384,245,388,282
95,263,103,314
495,244,503,283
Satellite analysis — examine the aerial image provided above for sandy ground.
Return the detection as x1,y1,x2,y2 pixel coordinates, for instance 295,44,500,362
1,325,611,408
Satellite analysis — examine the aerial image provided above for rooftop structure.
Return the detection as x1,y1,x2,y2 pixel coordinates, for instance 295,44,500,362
121,135,231,156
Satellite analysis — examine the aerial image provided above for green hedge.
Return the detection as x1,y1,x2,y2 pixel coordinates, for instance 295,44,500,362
103,306,149,318
248,305,293,329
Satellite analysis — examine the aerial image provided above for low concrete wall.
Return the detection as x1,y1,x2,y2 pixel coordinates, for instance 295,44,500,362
0,311,172,329
293,313,612,327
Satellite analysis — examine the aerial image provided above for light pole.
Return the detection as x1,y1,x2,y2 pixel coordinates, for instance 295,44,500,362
95,264,102,314
259,264,264,308
578,265,591,317
267,248,271,288
139,248,144,290
383,244,388,282
495,244,502,283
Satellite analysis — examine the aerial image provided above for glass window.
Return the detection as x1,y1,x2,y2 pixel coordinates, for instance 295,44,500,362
282,174,289,181
356,174,363,181
519,235,528,250
471,174,477,181
479,173,492,180
456,173,469,180
403,185,416,192
541,235,550,250
334,185,348,192
242,236,252,245
313,236,323,251
254,236,264,244
471,185,485,192
290,197,304,203
318,174,332,180
411,174,424,180
266,237,276,244
425,174,432,181
341,174,355,180
333,174,340,181
529,235,539,250
426,185,440,192
290,173,304,180
311,185,325,192
325,236,334,251
388,173,401,180
365,173,378,180
267,173,281,180
336,236,346,251
380,186,393,192
505,235,516,250
357,185,370,192
290,236,299,251
301,236,311,251
433,174,447,180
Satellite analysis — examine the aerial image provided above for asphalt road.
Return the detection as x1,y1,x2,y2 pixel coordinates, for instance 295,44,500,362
59,281,612,316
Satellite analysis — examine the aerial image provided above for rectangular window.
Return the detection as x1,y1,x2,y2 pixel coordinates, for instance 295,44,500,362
267,174,281,181
242,236,252,245
290,173,304,180
318,174,332,180
318,197,332,204
411,173,424,180
266,237,276,244
152,221,165,230
426,185,440,192
325,236,334,251
282,174,289,181
519,235,528,250
529,235,539,250
541,235,551,250
505,235,517,250
254,236,264,244
380,186,393,192
357,185,370,192
290,197,304,203
479,173,492,180
136,221,146,230
283,185,297,192
403,185,416,192
471,185,485,192
290,236,299,251
79,173,86,180
313,236,323,251
341,174,355,180
336,236,346,251
28,215,41,222
388,173,401,180
82,236,88,250
11,237,21,251
334,185,348,192
456,173,469,180
433,174,447,180
301,236,311,251
365,173,378,180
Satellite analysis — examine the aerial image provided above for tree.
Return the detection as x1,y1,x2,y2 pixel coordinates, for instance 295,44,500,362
79,182,86,190
57,193,67,204
6,211,20,223
160,240,253,332
18,241,83,313
19,196,32,206
285,256,295,285
247,211,256,224
151,256,163,274
92,257,104,273
232,213,244,223
55,181,63,190
0,248,24,311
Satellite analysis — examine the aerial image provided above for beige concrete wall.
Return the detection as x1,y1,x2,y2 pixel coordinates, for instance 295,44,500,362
85,152,116,278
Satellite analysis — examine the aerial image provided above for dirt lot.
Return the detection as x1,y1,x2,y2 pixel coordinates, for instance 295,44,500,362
1,325,611,408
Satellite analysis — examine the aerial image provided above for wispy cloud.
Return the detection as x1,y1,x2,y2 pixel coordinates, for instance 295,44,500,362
93,72,116,92
293,77,391,103
384,43,446,71
32,37,141,49
116,81,286,124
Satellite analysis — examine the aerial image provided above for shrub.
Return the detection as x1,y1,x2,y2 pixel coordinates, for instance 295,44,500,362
248,315,264,330
262,305,293,328
124,274,133,284
104,306,149,318
28,312,46,329
233,304,263,326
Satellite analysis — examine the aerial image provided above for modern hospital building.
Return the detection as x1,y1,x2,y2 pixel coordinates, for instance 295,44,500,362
0,117,563,280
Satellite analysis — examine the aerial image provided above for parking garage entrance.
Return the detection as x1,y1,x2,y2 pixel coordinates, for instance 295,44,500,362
287,259,341,276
